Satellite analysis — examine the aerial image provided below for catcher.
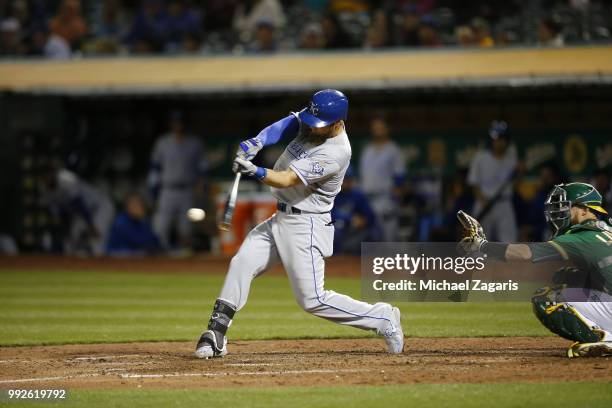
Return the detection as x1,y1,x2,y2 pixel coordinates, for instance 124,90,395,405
458,182,612,357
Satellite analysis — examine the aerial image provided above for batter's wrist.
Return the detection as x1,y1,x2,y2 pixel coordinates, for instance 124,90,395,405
254,166,267,180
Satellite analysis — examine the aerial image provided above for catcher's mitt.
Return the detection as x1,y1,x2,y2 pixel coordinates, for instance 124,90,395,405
456,210,487,255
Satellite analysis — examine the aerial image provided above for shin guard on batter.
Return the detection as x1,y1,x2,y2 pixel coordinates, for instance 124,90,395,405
195,299,236,359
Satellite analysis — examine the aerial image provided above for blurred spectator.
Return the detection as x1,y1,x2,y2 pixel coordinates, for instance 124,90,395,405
148,110,207,251
398,11,420,46
1,0,603,57
328,0,370,13
455,25,476,46
233,0,285,44
0,17,21,55
467,120,518,242
321,13,354,49
363,9,391,49
125,0,168,52
49,0,87,49
417,18,441,47
359,116,406,241
38,164,114,256
395,0,437,15
248,20,278,53
538,18,564,47
299,22,325,50
106,193,161,256
165,0,201,51
44,29,72,59
331,166,381,254
89,0,129,54
181,31,203,53
471,17,494,47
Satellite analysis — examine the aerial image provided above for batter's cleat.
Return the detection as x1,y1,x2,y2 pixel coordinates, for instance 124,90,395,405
195,330,227,359
567,341,612,358
380,307,404,354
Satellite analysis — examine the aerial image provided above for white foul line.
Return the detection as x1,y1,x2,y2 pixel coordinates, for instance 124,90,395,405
0,368,371,384
0,374,100,384
120,368,371,379
69,354,145,361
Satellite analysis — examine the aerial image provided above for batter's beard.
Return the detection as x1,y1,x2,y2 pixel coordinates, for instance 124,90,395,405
302,128,332,145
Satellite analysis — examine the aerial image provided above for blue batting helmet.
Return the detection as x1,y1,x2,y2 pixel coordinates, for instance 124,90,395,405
297,89,348,128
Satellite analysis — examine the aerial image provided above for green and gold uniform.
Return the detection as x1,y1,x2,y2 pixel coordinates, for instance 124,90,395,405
531,183,612,346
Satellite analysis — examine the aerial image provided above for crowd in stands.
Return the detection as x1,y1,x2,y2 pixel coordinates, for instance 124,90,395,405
1,0,612,59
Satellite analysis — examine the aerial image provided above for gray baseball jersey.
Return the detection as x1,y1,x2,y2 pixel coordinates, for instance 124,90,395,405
358,141,406,241
215,121,396,339
151,135,205,187
359,141,405,196
467,147,517,199
270,126,351,213
150,134,206,249
467,146,518,242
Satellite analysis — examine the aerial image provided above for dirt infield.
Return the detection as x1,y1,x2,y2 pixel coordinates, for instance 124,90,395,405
1,338,610,389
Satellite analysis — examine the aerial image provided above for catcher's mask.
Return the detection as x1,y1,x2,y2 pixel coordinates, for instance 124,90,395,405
544,185,571,236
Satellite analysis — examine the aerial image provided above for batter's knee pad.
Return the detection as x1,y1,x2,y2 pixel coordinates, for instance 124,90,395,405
531,287,601,343
206,299,236,346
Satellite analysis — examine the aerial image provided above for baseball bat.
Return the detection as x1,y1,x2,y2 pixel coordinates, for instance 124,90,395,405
218,172,241,231
474,171,517,220
474,153,550,220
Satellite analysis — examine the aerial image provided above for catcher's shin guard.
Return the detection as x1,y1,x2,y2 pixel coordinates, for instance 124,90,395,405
531,288,601,344
195,299,236,359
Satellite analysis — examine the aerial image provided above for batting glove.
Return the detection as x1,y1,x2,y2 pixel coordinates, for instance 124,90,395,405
233,157,267,180
233,138,263,172
456,210,487,255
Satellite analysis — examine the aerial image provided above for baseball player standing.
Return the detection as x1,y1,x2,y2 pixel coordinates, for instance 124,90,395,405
148,111,207,250
467,121,518,242
195,90,404,358
359,117,406,242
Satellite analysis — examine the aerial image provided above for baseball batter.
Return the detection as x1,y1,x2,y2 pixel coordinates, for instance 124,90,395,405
195,90,404,358
459,182,612,357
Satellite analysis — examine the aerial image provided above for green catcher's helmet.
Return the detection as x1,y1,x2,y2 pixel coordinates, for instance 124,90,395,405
544,182,609,236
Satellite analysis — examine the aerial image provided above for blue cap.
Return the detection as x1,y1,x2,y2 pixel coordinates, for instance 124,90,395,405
489,120,509,140
297,89,348,128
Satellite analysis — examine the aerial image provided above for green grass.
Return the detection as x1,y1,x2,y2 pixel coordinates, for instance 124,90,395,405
0,269,549,346
4,382,611,408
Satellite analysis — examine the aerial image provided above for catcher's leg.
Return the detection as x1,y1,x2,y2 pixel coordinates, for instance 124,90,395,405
565,296,612,357
531,287,610,357
195,216,280,358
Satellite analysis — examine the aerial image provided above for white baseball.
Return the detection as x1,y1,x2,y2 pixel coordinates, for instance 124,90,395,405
187,208,206,222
